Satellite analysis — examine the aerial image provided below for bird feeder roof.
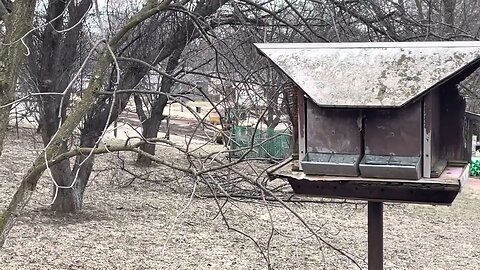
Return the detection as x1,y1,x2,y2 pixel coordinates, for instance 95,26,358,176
255,41,480,108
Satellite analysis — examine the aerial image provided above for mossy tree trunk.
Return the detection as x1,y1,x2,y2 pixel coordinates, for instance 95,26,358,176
0,0,37,155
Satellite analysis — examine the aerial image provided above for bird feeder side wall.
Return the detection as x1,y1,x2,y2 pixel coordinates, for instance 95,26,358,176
437,85,469,162
364,102,423,156
305,99,362,154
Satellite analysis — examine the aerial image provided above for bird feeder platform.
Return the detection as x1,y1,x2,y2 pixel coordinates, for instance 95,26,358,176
268,159,469,205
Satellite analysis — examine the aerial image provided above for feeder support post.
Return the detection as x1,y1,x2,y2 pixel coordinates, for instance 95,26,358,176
368,201,384,270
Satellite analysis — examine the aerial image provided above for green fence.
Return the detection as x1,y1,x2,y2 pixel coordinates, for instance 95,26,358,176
471,157,480,176
230,126,291,160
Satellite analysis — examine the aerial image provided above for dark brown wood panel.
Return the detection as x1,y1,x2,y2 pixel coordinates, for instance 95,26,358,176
438,84,468,161
287,178,459,205
305,99,362,154
364,102,422,156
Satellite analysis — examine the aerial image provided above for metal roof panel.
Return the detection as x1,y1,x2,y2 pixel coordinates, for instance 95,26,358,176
255,41,480,107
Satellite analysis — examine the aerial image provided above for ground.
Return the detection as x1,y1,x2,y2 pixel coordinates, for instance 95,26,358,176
0,128,480,270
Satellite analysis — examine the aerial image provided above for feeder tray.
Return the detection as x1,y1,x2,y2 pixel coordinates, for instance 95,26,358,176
301,152,360,176
359,155,421,180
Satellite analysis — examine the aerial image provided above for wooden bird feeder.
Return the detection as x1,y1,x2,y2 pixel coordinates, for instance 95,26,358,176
256,41,480,270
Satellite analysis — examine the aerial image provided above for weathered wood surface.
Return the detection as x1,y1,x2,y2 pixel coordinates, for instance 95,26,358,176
269,161,466,205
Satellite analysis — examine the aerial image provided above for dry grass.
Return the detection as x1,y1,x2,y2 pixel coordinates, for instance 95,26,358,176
0,128,479,270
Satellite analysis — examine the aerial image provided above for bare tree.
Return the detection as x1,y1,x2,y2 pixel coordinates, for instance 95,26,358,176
0,0,173,246
29,0,93,212
131,0,229,165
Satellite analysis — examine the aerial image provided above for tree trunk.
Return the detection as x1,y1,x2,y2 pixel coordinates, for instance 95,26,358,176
49,160,80,213
135,49,183,166
137,111,165,165
443,0,456,36
0,0,37,155
51,132,97,213
32,0,92,213
48,134,97,213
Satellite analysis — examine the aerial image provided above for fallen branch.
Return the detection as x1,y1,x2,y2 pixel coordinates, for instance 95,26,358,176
197,194,367,205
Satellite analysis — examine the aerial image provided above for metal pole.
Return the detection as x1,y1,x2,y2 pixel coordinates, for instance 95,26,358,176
368,201,383,270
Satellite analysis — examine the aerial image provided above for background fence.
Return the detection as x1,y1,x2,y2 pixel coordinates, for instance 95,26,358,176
230,126,291,160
